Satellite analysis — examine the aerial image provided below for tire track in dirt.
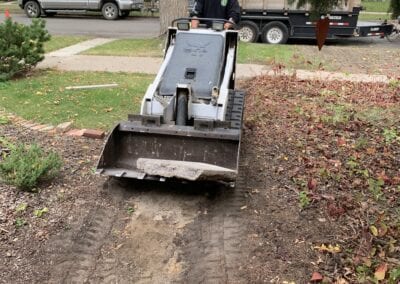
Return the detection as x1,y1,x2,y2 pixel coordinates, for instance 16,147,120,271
178,161,250,283
42,180,128,284
178,88,250,283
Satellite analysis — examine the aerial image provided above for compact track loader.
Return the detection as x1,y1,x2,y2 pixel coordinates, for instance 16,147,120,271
96,18,245,183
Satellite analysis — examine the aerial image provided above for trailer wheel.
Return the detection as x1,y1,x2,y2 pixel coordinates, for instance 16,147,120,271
238,21,259,43
176,92,188,126
386,28,400,42
24,1,41,18
261,21,289,44
102,2,119,20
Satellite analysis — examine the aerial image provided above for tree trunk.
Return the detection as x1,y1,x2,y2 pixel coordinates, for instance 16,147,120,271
389,0,400,19
159,0,188,35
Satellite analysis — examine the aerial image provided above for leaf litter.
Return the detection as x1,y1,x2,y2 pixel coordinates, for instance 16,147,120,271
241,75,400,283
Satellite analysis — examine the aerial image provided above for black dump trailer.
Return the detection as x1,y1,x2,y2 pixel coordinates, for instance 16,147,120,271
237,0,393,44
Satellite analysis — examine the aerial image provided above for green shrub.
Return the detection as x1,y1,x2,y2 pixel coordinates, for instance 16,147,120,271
0,18,50,81
0,143,62,191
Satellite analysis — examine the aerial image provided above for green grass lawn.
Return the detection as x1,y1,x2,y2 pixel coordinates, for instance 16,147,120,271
0,71,154,130
83,38,299,66
83,38,164,57
0,1,21,14
237,42,297,65
45,35,91,53
358,12,391,21
361,0,390,12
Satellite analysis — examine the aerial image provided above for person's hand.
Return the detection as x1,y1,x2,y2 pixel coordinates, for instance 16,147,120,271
224,22,233,30
224,18,234,30
191,19,199,29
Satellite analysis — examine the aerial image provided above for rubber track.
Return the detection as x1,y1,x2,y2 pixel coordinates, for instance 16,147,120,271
181,90,247,283
225,90,245,130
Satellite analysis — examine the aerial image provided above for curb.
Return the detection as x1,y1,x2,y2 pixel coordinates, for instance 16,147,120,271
0,111,105,140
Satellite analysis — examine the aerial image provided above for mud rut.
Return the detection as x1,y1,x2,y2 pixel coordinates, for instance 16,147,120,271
36,145,254,284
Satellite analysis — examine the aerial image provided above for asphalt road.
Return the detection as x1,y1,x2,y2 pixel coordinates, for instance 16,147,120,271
0,13,397,47
0,13,160,38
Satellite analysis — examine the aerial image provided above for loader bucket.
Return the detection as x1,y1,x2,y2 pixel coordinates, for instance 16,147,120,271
96,121,241,182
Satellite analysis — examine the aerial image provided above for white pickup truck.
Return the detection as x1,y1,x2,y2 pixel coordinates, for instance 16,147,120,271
18,0,143,20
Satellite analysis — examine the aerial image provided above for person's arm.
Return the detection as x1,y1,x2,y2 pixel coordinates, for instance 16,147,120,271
224,0,241,29
190,0,204,28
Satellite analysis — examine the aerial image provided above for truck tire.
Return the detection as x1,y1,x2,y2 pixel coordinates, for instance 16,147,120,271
176,92,188,126
238,21,259,43
24,1,41,18
102,2,119,20
261,21,289,44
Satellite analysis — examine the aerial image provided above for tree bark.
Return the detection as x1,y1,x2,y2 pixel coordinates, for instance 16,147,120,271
159,0,189,35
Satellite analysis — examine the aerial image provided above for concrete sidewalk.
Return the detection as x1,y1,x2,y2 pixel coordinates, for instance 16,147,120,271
47,38,116,57
37,38,391,83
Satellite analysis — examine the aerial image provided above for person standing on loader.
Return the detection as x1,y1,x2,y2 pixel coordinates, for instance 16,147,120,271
190,0,241,29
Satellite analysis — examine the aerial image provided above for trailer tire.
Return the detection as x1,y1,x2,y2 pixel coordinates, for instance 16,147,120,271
24,1,41,18
176,92,188,126
386,28,400,42
102,2,119,20
261,21,289,44
238,21,259,43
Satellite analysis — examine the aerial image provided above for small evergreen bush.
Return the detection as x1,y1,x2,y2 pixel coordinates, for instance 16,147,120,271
0,143,62,191
0,18,50,81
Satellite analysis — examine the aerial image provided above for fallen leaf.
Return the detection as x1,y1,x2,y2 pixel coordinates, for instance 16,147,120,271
378,223,388,237
310,271,323,282
374,263,387,280
363,258,372,267
337,137,346,146
370,225,378,237
308,178,317,190
327,203,346,217
336,278,349,284
314,244,341,254
321,194,335,201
